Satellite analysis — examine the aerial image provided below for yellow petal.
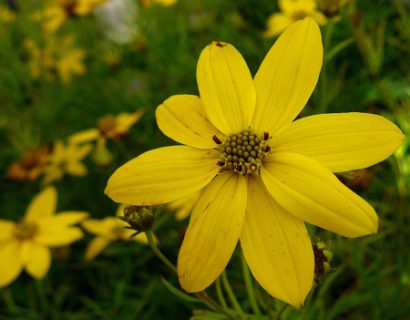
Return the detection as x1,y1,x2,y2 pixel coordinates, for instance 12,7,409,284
261,153,378,237
156,95,221,149
82,218,117,236
272,113,405,172
105,146,220,205
0,220,16,242
252,18,322,134
178,172,247,292
114,110,144,135
21,242,51,279
66,162,88,176
168,192,201,220
197,41,256,135
264,13,294,37
25,186,57,222
69,129,100,144
0,240,22,287
85,237,110,260
240,176,313,307
35,227,84,247
38,211,89,228
131,232,150,244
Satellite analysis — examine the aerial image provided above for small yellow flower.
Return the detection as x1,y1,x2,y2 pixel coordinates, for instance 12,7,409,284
265,0,327,37
69,110,145,145
141,0,177,8
43,141,92,185
0,6,16,23
82,205,151,260
0,187,88,287
39,0,106,32
105,18,404,306
167,192,200,220
7,147,51,182
24,35,86,83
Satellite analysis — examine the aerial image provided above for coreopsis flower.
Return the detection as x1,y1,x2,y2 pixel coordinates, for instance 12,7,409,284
8,147,50,182
82,205,151,260
24,35,86,83
105,18,404,306
0,187,87,287
167,192,200,220
265,0,327,37
69,110,145,145
0,6,16,23
39,0,107,32
141,0,177,8
43,141,92,185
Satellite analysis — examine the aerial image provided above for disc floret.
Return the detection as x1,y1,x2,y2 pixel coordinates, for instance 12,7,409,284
215,129,271,176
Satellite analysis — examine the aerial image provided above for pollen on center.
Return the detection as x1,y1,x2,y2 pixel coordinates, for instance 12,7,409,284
213,129,271,176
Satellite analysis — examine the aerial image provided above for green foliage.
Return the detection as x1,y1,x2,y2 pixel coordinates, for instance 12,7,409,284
0,0,409,319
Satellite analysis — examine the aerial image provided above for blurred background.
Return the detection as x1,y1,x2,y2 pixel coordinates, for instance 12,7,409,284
0,0,409,319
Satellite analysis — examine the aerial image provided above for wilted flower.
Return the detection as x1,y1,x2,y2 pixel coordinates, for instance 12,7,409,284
265,0,327,37
105,18,404,307
82,205,152,260
8,147,50,182
0,187,87,287
43,140,92,185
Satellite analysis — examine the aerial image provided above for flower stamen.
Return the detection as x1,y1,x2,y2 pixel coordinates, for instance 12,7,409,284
216,129,271,176
14,222,38,240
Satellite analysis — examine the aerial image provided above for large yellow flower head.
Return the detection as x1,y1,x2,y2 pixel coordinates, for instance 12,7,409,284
0,187,88,287
105,18,404,306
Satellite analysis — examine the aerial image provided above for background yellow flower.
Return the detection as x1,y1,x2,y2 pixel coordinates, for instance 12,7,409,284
82,205,151,260
0,187,87,287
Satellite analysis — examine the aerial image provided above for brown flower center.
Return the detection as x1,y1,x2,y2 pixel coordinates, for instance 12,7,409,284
97,115,117,136
214,129,271,176
14,222,38,240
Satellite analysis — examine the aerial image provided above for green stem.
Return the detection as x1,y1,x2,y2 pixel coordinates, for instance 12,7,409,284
241,253,261,315
221,272,245,316
146,232,233,317
275,304,288,319
146,231,177,274
216,278,228,309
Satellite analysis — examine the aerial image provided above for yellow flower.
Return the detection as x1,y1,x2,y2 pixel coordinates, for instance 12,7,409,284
7,147,51,182
56,47,86,83
265,0,327,37
0,187,88,287
39,0,106,32
104,19,404,306
24,35,86,83
82,205,150,260
69,110,145,144
141,0,177,8
43,141,92,185
167,192,200,220
0,6,16,23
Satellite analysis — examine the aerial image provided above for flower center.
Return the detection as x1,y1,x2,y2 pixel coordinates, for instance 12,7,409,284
214,129,271,176
98,115,117,136
14,222,38,240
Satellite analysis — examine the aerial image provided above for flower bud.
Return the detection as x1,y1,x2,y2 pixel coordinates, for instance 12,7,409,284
123,205,154,232
313,241,333,280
